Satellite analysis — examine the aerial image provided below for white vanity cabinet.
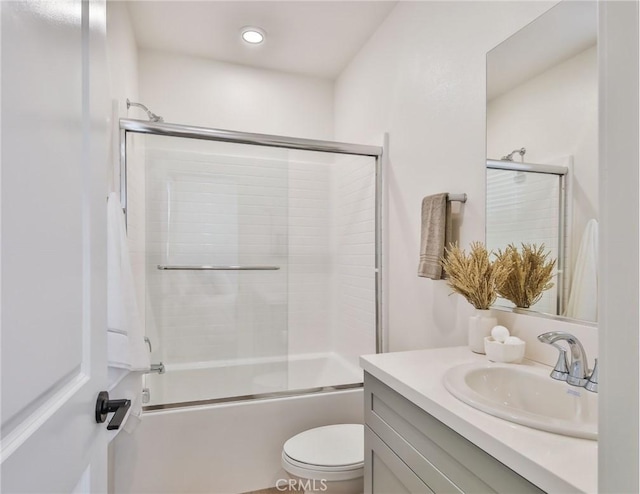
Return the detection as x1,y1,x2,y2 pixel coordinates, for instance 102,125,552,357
364,373,544,494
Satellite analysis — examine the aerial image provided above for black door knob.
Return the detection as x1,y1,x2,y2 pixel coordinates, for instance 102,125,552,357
95,391,131,430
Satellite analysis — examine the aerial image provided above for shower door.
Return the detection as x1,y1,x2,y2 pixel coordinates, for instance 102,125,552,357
122,123,381,409
138,135,290,405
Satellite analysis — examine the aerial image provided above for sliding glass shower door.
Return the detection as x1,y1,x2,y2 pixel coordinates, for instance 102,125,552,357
122,125,380,409
141,136,290,405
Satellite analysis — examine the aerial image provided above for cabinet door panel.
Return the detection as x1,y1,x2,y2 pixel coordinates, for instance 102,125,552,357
366,426,434,494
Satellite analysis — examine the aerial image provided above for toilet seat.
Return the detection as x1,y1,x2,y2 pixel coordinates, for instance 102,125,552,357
282,451,363,481
282,453,363,472
281,424,364,481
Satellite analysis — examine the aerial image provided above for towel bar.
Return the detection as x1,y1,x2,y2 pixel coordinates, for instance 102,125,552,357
157,265,280,271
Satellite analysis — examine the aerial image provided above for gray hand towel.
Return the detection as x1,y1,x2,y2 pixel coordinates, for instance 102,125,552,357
417,193,451,280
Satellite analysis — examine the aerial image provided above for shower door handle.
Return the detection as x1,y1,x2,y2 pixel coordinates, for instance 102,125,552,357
95,391,131,430
157,265,280,270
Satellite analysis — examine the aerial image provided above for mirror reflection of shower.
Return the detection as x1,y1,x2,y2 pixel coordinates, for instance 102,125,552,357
485,158,568,316
499,147,528,182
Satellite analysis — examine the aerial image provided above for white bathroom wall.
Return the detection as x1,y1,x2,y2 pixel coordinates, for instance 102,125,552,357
107,2,139,119
138,49,334,139
106,2,146,333
487,45,598,278
334,1,556,352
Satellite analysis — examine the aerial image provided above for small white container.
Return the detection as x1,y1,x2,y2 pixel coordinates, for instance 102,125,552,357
484,336,525,363
468,309,497,354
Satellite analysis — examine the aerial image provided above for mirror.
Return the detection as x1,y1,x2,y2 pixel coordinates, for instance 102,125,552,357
486,0,598,323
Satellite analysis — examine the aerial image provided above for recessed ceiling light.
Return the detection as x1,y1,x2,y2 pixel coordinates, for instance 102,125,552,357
241,27,266,45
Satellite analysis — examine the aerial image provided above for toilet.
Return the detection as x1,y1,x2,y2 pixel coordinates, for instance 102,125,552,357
281,424,364,494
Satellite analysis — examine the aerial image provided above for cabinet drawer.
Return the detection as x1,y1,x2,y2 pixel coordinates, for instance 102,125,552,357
365,373,544,494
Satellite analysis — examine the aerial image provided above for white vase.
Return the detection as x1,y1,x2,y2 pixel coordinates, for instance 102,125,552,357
468,309,497,354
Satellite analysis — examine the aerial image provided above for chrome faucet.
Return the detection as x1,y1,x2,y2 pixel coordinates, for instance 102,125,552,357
538,331,597,392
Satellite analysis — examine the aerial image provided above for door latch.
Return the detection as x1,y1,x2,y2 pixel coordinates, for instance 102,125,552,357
95,391,131,430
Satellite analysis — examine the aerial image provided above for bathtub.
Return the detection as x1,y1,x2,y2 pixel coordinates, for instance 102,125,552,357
143,352,363,408
110,353,365,493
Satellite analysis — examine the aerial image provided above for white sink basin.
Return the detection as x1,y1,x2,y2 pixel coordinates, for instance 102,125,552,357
443,362,597,440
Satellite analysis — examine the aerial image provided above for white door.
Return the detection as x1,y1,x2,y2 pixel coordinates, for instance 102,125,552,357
1,0,110,492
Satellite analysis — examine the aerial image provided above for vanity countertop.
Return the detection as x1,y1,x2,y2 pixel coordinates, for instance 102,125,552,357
360,347,597,493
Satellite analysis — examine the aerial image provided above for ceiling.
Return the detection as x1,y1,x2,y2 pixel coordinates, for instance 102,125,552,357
127,1,397,80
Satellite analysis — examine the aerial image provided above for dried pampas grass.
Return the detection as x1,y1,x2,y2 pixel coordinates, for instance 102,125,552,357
440,242,511,310
494,243,556,308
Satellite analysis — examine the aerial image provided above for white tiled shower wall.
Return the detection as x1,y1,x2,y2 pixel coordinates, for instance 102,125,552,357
331,156,376,366
142,143,376,368
286,152,333,357
126,135,147,333
145,146,289,365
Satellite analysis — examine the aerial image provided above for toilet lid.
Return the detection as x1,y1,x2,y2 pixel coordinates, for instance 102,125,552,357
283,424,364,468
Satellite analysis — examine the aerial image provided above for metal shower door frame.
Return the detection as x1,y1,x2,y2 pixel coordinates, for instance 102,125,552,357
119,118,385,355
